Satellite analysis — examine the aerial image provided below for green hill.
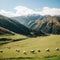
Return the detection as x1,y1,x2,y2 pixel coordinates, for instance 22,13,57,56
0,34,60,60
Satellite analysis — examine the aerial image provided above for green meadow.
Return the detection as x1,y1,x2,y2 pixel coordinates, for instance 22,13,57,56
0,34,60,60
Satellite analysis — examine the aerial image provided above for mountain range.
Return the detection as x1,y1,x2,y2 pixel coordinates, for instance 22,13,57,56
0,14,60,36
0,15,31,35
13,14,60,35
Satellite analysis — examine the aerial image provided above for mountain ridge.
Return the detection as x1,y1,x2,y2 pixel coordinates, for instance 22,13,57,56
0,26,14,35
0,15,31,35
13,14,60,35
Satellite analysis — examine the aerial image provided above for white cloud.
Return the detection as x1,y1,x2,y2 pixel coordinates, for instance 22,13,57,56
0,10,15,17
0,6,60,17
14,6,36,16
39,7,60,16
0,10,14,17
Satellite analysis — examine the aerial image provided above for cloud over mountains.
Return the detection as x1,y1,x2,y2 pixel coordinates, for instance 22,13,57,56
0,6,60,17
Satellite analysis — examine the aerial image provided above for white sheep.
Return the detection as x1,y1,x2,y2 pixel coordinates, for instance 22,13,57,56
46,48,50,52
56,48,59,51
0,50,3,53
23,51,27,54
30,50,35,53
37,49,40,52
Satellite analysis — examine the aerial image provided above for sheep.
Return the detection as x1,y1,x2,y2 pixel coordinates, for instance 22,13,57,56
23,51,27,55
46,48,50,52
30,50,35,54
16,49,20,52
37,49,40,52
55,48,59,51
7,46,11,49
0,50,3,53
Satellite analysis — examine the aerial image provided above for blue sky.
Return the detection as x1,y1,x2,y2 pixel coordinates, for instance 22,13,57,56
0,0,60,11
0,0,60,17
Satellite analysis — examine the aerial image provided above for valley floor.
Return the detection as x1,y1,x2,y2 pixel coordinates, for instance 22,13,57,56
0,34,60,60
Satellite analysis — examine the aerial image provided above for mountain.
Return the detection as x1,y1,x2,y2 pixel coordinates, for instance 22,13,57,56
0,26,14,35
13,14,51,28
28,16,60,34
0,14,59,36
0,15,31,35
13,14,43,27
13,15,60,35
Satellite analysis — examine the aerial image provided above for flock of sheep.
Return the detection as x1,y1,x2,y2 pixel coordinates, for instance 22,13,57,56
15,48,60,54
0,47,59,54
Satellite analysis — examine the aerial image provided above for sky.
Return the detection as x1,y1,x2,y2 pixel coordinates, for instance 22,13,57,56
0,0,60,17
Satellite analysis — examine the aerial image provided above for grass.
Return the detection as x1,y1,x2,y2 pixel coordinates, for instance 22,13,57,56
0,56,60,60
0,34,27,45
0,34,60,60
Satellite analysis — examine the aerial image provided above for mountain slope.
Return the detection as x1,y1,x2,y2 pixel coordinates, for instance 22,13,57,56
13,14,42,27
0,15,31,35
0,35,60,58
13,15,60,35
32,16,60,34
0,26,14,35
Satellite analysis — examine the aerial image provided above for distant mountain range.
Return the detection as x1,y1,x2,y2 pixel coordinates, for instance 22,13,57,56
13,14,60,35
13,14,41,27
31,16,60,34
0,14,60,36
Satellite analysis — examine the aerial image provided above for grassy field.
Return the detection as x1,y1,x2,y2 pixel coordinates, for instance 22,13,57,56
0,34,60,60
0,34,28,45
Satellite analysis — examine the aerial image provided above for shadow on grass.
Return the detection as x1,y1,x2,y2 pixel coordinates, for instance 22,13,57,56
12,38,28,42
0,38,11,41
44,55,57,58
44,55,60,60
0,55,60,60
0,38,28,45
0,57,34,60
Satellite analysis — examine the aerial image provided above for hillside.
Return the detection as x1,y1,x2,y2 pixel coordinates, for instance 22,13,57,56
0,35,60,59
13,15,60,35
0,26,14,35
31,16,60,34
0,15,60,60
13,14,41,27
0,15,31,35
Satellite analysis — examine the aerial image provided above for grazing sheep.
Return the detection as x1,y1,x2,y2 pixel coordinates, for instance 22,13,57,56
30,50,35,53
46,48,50,52
37,49,40,52
0,50,3,53
16,49,20,52
23,51,27,55
7,46,11,49
56,48,59,51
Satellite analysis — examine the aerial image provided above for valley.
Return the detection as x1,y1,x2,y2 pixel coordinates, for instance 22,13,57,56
0,15,60,60
0,0,60,60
